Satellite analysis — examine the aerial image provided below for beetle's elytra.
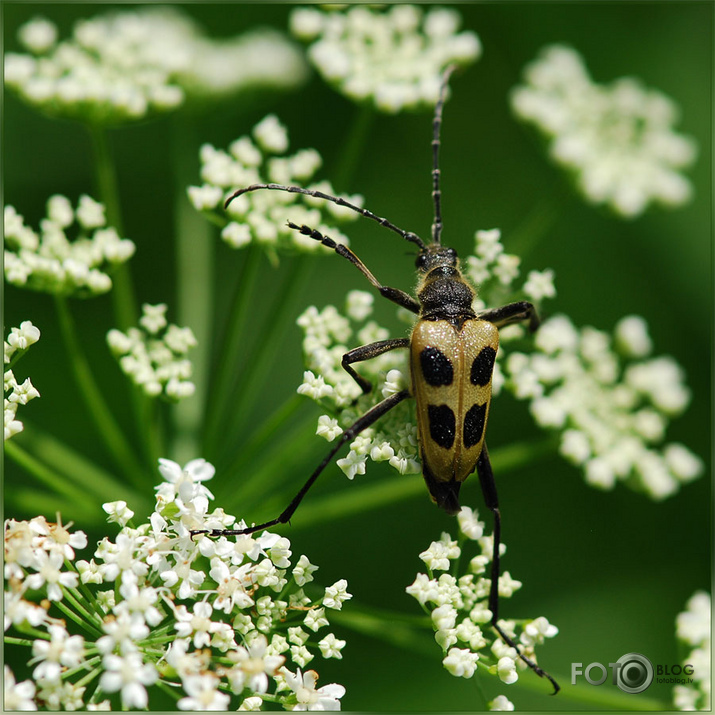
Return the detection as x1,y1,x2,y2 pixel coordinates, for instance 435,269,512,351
192,65,559,694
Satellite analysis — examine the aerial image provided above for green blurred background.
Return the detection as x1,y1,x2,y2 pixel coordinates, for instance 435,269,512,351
4,3,711,711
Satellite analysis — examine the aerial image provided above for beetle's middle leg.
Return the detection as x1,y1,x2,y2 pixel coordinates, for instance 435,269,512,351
342,338,410,395
476,444,560,694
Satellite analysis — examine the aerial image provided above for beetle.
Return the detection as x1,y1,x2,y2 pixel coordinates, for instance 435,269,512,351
192,65,559,693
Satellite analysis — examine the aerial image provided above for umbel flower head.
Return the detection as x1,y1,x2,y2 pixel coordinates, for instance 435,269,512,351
406,506,558,686
5,8,307,125
505,314,703,499
3,458,347,711
511,45,698,218
107,303,197,401
290,5,481,113
4,195,135,297
189,115,362,262
4,321,41,441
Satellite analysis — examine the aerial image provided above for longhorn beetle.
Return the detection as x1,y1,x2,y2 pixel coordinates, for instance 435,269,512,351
193,66,559,694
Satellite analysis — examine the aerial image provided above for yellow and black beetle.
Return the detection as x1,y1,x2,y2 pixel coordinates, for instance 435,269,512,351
193,65,559,693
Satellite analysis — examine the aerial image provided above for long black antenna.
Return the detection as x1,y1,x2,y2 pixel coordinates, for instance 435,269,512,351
225,183,427,251
431,64,457,246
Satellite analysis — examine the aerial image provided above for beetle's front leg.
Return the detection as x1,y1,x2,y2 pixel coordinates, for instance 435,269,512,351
478,301,539,332
342,338,410,395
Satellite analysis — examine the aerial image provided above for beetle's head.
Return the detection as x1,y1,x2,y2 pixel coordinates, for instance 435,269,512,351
415,245,458,277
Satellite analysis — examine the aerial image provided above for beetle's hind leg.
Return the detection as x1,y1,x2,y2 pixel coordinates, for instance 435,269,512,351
192,389,411,538
476,444,560,694
342,339,410,395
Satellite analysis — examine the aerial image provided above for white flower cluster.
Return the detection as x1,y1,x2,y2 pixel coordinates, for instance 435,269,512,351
189,115,362,261
296,229,556,481
290,5,481,113
511,45,697,218
674,591,711,711
5,8,306,124
406,506,558,687
297,290,421,481
4,195,135,297
106,304,197,401
505,314,703,499
4,458,348,711
4,321,42,441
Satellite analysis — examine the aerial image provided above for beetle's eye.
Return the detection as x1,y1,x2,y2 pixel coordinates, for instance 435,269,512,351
416,253,428,269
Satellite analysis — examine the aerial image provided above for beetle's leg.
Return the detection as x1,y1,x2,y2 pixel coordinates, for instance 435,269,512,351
478,301,539,332
342,338,410,395
192,389,411,538
288,222,421,314
476,444,560,694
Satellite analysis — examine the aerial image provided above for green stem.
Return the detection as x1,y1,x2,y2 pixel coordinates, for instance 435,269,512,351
87,123,136,331
221,255,315,459
217,410,319,512
54,597,103,639
20,423,151,513
53,295,148,489
202,243,263,458
217,394,306,494
170,116,214,465
4,439,96,511
332,103,375,190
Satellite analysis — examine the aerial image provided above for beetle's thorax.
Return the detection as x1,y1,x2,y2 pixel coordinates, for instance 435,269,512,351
415,244,476,323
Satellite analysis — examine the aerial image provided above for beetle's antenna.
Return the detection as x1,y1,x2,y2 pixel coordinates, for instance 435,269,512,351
225,183,427,251
431,64,457,246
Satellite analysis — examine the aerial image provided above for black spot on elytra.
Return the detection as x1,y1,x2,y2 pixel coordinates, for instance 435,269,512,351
470,346,496,386
428,404,455,449
463,402,487,448
420,347,454,386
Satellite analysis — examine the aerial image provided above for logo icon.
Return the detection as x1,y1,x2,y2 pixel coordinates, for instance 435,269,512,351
614,653,654,694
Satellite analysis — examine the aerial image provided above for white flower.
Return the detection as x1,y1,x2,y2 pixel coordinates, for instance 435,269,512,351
674,591,711,711
99,652,158,709
4,665,37,710
443,647,479,678
24,550,78,601
345,290,374,321
318,633,346,660
31,625,85,682
497,656,518,684
506,314,701,498
291,6,481,113
4,196,134,296
107,304,196,400
489,694,515,711
283,668,346,711
4,322,41,441
102,501,134,527
323,579,352,610
419,533,460,572
190,115,360,258
6,7,306,125
511,44,697,218
177,674,230,711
